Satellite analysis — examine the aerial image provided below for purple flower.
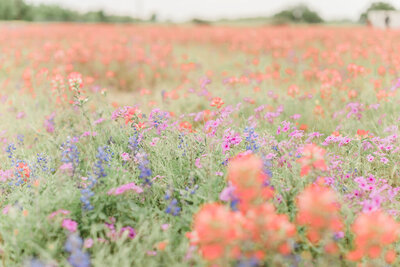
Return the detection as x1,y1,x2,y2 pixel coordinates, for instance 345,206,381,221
219,183,236,202
44,112,56,133
120,226,136,239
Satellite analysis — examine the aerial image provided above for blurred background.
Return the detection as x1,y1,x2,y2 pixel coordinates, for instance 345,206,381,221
0,0,398,25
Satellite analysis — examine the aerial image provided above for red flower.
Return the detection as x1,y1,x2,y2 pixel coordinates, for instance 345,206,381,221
347,210,400,262
124,107,142,125
356,129,369,137
227,154,274,211
16,162,31,181
179,121,193,133
187,203,243,262
67,72,83,90
202,109,212,122
187,154,296,263
297,143,327,176
297,184,343,244
210,97,224,109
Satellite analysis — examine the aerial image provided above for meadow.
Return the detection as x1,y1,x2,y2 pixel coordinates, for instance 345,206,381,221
1,23,400,266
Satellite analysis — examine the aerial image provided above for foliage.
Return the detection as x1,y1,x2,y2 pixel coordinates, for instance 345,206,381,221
273,4,324,24
0,0,137,22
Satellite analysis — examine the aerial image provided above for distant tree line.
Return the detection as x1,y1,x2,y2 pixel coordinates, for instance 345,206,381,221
272,5,323,24
0,0,139,22
0,0,397,24
262,2,397,25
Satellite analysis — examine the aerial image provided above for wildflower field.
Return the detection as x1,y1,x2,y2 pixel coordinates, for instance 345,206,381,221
2,23,400,266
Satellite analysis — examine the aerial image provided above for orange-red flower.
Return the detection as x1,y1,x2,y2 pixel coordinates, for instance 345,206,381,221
179,121,193,133
67,72,83,90
297,183,343,244
297,144,327,176
124,107,141,125
241,203,295,257
187,203,243,261
347,210,400,262
287,84,299,97
188,201,296,263
356,129,369,138
227,154,274,211
210,97,224,109
16,162,31,182
313,105,324,116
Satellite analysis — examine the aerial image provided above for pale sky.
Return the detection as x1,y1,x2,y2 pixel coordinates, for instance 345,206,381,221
26,0,400,21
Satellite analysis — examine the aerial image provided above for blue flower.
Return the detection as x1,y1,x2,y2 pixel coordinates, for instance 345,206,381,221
6,143,16,163
65,234,83,253
244,127,259,152
93,146,113,179
165,198,181,216
137,152,152,185
65,234,90,267
128,130,140,154
36,153,49,172
29,259,46,267
60,138,80,175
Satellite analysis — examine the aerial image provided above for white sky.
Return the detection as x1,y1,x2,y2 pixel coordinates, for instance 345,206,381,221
26,0,400,21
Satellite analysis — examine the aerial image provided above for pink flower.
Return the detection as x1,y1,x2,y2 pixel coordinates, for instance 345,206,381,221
16,112,25,119
219,184,236,202
59,163,73,171
59,163,73,176
381,157,389,164
0,169,13,182
2,205,11,215
84,238,94,248
195,158,202,168
291,114,301,120
108,182,143,196
121,152,130,161
221,129,242,153
147,251,157,256
81,131,97,138
94,118,105,125
366,154,374,162
44,112,56,133
49,209,70,219
150,137,160,146
120,226,136,239
81,131,90,137
161,224,170,231
361,199,380,213
265,153,276,160
62,219,78,232
276,126,281,135
282,121,290,132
